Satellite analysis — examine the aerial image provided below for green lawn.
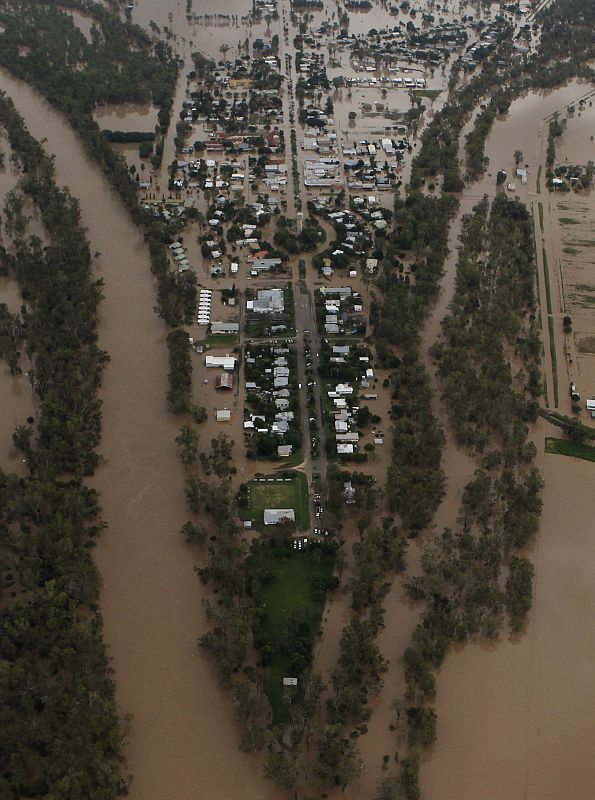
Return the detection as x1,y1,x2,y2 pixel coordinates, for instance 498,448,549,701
542,247,553,314
239,471,310,530
410,88,441,100
202,333,238,347
547,315,559,407
537,164,542,194
247,546,335,724
545,437,595,462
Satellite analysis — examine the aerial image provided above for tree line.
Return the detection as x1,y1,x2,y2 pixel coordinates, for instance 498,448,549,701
0,92,125,799
396,195,543,797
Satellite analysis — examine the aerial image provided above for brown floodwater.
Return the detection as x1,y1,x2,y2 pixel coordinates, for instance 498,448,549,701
423,440,595,800
93,103,159,133
0,69,281,800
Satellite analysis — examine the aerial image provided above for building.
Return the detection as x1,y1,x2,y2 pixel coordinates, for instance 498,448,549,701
205,355,236,370
278,444,293,457
248,288,285,314
211,321,239,335
264,508,296,525
215,372,234,390
216,409,231,423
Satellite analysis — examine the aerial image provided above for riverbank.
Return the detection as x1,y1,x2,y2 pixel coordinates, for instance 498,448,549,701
0,69,280,800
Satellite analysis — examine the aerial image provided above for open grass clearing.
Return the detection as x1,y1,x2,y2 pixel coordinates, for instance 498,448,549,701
247,545,335,724
201,333,238,347
239,470,310,530
545,437,595,462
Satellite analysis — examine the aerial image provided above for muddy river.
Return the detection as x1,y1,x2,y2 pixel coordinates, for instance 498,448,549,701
0,69,278,799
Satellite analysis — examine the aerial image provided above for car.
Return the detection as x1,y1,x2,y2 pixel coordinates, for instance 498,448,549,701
298,382,302,389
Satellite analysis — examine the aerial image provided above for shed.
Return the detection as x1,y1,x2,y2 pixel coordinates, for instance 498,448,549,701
264,508,296,525
215,372,234,390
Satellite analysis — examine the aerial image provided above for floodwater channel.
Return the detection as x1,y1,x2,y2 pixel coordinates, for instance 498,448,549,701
0,69,280,800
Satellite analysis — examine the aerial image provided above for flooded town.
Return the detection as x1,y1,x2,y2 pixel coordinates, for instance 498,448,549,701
0,0,594,799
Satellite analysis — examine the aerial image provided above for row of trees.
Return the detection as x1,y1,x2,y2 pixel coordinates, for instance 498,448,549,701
396,195,544,796
0,94,124,799
370,191,455,532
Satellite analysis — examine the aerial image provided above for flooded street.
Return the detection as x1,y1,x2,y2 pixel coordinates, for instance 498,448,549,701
0,69,279,800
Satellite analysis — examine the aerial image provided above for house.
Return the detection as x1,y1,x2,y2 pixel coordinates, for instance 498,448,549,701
251,258,283,272
337,443,354,455
205,355,236,370
216,409,231,423
215,372,234,390
264,508,296,525
283,677,298,686
211,321,240,335
278,444,293,457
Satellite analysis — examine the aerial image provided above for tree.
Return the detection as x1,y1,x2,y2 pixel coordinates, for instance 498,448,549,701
376,776,401,800
400,750,420,800
264,749,299,789
314,724,363,789
514,149,524,165
233,679,271,751
175,425,200,468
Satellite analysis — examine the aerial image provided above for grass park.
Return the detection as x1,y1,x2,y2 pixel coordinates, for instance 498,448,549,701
239,470,310,530
247,543,335,723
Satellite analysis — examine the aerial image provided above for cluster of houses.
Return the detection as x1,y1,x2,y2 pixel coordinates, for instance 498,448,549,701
347,70,427,90
327,380,360,456
321,341,380,457
168,240,192,274
244,343,301,460
317,287,366,337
